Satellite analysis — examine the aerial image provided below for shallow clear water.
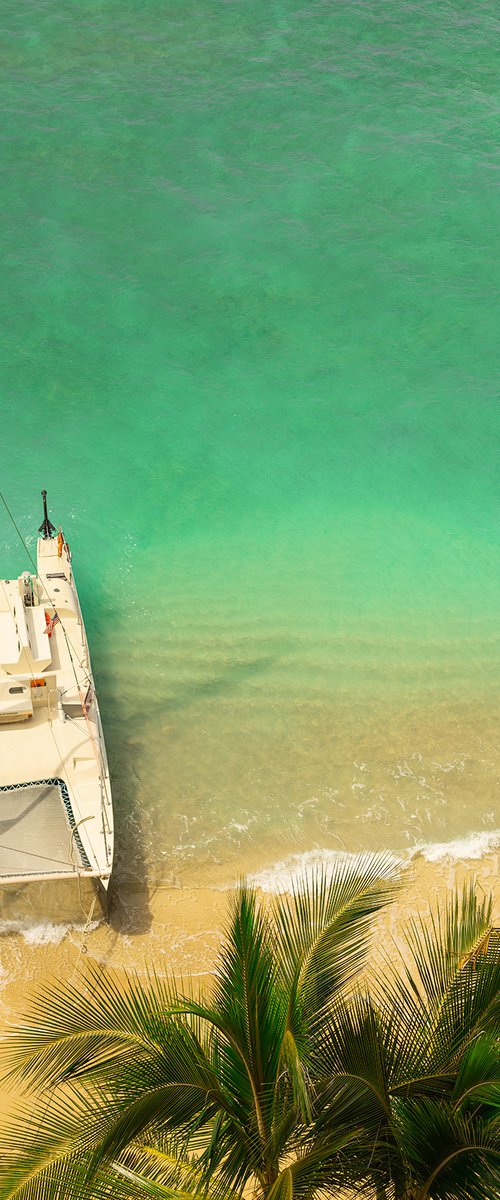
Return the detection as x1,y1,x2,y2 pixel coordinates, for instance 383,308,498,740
1,0,500,888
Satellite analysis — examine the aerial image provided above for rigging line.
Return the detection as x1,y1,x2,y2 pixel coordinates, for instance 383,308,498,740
43,672,109,864
43,705,102,868
0,488,92,690
0,491,37,573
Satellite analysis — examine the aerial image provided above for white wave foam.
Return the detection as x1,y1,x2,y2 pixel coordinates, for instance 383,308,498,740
413,830,500,863
0,920,100,946
246,849,401,894
246,832,500,893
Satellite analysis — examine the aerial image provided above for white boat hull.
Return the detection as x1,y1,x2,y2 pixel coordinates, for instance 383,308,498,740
0,532,114,888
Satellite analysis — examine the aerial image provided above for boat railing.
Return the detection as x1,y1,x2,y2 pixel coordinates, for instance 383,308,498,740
47,685,65,723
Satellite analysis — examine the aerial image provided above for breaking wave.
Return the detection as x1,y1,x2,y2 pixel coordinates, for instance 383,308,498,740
246,831,500,893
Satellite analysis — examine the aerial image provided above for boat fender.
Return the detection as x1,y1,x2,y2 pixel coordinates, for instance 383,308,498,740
57,530,64,557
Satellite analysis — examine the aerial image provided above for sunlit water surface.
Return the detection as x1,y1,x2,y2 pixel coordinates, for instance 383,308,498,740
1,0,500,897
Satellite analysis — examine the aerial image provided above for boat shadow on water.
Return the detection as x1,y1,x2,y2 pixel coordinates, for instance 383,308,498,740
97,679,153,937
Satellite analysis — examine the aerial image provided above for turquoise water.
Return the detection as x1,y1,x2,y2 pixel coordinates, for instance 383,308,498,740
1,0,500,887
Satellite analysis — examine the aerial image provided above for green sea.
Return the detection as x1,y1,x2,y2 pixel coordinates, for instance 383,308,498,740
1,0,500,893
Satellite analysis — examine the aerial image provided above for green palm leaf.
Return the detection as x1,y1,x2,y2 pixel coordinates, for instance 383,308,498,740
1,964,180,1088
385,884,491,1012
393,1099,500,1200
4,865,499,1200
271,852,401,1026
452,1033,500,1113
372,885,497,1071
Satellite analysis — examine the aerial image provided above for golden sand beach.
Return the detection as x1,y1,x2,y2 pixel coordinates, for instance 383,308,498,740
1,851,499,1120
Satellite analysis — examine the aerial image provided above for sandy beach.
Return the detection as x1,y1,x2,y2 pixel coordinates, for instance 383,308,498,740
1,848,499,1119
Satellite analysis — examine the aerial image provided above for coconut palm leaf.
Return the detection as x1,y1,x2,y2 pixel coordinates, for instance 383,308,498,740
185,887,288,1141
315,992,391,1110
271,853,401,1026
1,1084,239,1200
371,886,499,1072
1,1154,188,1200
4,867,499,1200
393,1099,500,1200
452,1033,500,1113
2,1146,237,1200
0,1091,183,1200
1,964,182,1088
263,1128,365,1200
309,993,403,1193
382,884,491,1013
429,955,500,1067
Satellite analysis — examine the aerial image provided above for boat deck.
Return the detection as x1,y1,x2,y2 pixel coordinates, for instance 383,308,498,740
0,533,113,885
0,705,107,880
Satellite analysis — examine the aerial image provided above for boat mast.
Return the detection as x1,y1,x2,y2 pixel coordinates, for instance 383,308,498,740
38,489,56,539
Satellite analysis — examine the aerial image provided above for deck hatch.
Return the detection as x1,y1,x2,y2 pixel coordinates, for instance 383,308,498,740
0,778,91,878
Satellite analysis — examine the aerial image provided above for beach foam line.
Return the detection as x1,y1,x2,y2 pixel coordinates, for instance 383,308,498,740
413,829,500,863
245,832,500,893
0,920,101,946
246,849,403,894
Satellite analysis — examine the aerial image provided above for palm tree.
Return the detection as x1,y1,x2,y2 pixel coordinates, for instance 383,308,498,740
1,856,500,1200
317,886,500,1199
1,853,399,1198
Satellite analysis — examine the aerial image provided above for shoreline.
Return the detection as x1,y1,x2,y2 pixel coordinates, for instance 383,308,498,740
0,845,499,1003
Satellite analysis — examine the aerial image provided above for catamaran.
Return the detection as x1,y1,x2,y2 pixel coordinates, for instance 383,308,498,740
0,492,113,890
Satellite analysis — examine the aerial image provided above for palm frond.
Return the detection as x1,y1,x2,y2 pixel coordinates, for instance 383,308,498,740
371,885,497,1076
452,1032,500,1113
210,886,285,1081
115,1139,240,1200
265,1124,367,1200
316,990,390,1109
1,1022,231,1196
271,853,401,1025
0,1088,185,1200
1,1143,236,1200
191,885,291,1151
1,964,180,1088
397,884,492,1010
430,954,500,1068
277,1028,311,1124
394,1099,500,1200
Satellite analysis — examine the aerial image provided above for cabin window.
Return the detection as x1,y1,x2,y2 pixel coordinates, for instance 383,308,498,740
9,686,25,695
